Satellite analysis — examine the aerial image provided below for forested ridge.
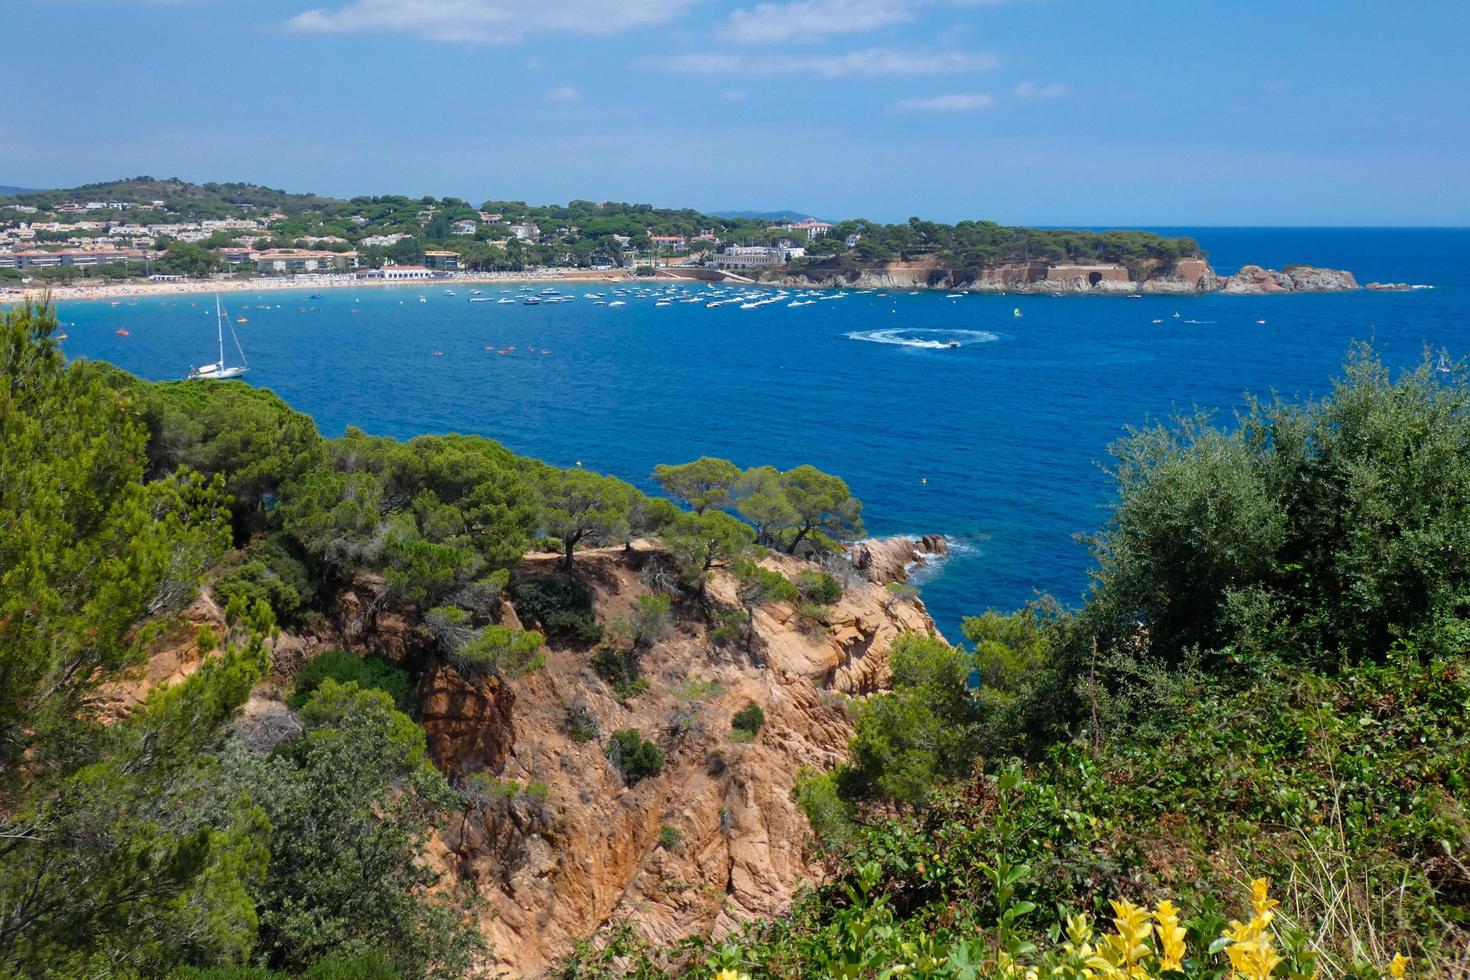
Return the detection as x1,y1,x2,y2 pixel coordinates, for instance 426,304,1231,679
1,295,1465,978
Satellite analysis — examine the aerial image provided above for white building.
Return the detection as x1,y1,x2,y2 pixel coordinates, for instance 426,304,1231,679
380,264,433,280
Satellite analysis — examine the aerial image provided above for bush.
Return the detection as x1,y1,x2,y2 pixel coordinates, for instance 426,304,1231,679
448,624,545,679
566,704,601,743
795,602,832,634
514,574,603,644
288,650,414,715
592,647,649,702
795,570,843,605
658,824,681,848
212,534,314,627
606,729,663,785
730,701,765,740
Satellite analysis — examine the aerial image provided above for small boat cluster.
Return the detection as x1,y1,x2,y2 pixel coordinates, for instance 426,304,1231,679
460,282,858,311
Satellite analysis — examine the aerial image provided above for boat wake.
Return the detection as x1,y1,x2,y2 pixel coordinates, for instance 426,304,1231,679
846,327,999,350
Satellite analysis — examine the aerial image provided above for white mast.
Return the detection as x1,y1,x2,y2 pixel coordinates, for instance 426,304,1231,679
216,295,225,368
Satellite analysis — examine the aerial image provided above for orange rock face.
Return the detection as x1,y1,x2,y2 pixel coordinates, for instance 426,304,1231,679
429,546,941,975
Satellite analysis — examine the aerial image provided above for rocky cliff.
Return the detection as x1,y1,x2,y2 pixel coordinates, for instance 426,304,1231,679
106,544,941,977
765,256,1357,295
427,545,938,975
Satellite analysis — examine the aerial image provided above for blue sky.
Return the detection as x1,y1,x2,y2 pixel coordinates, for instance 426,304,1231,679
5,0,1467,225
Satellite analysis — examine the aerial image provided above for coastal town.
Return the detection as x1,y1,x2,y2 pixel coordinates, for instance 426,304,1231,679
1,178,1370,302
0,179,846,298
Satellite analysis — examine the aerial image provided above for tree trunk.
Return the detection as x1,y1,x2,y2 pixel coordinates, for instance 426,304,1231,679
561,531,582,572
785,525,811,555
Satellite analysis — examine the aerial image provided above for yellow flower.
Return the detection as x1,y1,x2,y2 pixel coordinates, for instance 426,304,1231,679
1101,899,1152,977
1387,952,1409,978
713,970,749,980
1154,899,1186,972
1250,877,1280,923
1225,917,1283,980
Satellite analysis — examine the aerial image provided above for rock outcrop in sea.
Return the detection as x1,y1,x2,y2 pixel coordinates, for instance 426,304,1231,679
849,534,949,585
765,256,1359,295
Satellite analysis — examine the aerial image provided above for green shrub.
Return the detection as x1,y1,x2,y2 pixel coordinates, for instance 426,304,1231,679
673,678,726,701
514,574,603,644
658,824,681,848
730,701,765,740
795,602,832,633
566,704,601,742
591,647,649,702
288,650,414,715
606,729,663,785
449,624,545,679
212,534,313,626
795,570,843,605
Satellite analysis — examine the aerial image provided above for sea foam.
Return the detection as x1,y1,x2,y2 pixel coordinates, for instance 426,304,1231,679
846,327,999,349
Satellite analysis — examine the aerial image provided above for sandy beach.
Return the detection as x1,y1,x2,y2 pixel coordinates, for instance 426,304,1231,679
1,267,638,305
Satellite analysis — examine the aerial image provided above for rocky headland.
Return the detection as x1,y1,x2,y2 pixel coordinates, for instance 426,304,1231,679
110,541,942,976
765,256,1360,295
848,534,949,585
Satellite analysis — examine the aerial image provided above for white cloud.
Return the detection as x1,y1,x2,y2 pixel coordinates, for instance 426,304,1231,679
285,0,696,43
546,85,580,101
723,0,914,44
892,92,995,112
1012,80,1067,99
721,89,749,101
646,48,998,78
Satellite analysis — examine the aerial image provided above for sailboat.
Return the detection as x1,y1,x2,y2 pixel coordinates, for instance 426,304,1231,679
188,295,248,380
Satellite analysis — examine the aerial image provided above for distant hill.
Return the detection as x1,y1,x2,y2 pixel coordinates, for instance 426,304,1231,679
2,177,342,214
0,185,41,197
708,209,822,223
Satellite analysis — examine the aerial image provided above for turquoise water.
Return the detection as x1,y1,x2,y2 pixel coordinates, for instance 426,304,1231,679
48,229,1470,637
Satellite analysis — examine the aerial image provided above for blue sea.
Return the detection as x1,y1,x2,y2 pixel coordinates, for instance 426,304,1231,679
44,228,1470,638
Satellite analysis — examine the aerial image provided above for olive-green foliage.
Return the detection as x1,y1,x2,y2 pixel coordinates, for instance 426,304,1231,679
794,218,1200,279
624,593,673,648
794,570,843,605
136,379,324,538
227,680,483,978
733,464,863,553
731,642,1470,973
730,702,765,738
659,509,754,593
280,429,536,602
1,303,275,976
565,704,601,743
514,573,603,644
170,949,401,980
606,729,664,786
449,623,546,678
842,633,981,806
658,824,682,848
591,646,650,702
792,767,858,852
1089,346,1470,668
288,649,414,715
534,464,639,570
730,560,799,651
778,464,864,555
652,457,741,514
212,534,314,627
1,303,234,773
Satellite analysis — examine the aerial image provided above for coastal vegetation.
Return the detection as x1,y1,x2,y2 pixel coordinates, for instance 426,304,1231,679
1,293,1464,977
1,177,1201,283
561,348,1470,977
0,299,868,977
